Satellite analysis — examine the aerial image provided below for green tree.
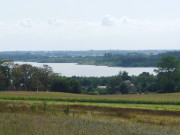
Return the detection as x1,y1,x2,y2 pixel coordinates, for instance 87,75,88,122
69,79,82,93
118,71,131,81
0,60,13,90
155,55,180,93
37,65,54,91
107,75,128,94
20,64,37,90
132,72,157,93
11,64,22,90
51,77,71,92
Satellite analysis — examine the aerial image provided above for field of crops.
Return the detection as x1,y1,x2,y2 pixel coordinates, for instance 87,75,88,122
0,91,180,101
0,91,179,135
0,92,180,106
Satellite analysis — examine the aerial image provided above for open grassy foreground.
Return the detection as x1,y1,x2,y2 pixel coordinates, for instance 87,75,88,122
0,91,179,135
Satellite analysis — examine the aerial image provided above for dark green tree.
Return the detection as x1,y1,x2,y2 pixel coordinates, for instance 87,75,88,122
119,71,131,81
11,64,22,90
155,55,180,93
69,79,82,93
107,75,128,94
0,60,13,90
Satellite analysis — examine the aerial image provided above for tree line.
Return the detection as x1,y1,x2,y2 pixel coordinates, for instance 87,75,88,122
0,60,81,93
1,51,180,67
0,55,180,94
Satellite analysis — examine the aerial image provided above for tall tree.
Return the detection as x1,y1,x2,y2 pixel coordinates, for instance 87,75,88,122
11,64,22,90
37,65,54,91
0,60,13,90
20,64,37,90
155,55,180,93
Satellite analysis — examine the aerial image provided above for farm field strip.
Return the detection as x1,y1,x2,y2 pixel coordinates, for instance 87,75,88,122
0,91,180,101
0,95,180,105
0,99,180,111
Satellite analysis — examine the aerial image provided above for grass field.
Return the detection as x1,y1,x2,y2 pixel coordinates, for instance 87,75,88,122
0,91,179,135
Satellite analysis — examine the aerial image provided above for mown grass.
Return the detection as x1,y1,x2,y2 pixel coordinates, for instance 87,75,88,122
0,100,179,135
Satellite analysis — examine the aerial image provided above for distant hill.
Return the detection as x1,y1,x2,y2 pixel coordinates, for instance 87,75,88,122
0,50,169,57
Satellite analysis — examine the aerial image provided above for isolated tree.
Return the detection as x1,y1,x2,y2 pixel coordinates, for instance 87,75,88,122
155,55,180,93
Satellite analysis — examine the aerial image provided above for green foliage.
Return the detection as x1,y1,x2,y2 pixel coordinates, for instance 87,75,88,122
30,104,38,111
1,54,180,95
51,77,71,92
69,79,82,93
50,77,82,93
1,61,83,94
1,50,180,67
132,72,158,93
43,101,47,111
119,71,131,81
107,75,129,94
0,60,13,90
155,55,180,93
0,95,179,105
64,106,70,115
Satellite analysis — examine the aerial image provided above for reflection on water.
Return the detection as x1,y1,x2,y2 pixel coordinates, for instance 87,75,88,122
15,62,156,77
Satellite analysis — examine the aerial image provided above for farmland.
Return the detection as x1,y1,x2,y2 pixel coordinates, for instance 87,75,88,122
0,91,180,101
0,91,179,135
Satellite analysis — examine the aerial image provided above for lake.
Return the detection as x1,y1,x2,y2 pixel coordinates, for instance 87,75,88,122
15,62,156,77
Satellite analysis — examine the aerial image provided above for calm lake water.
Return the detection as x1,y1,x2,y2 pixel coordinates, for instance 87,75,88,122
15,62,156,77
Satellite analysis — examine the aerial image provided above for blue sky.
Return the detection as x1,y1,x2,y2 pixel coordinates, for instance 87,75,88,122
0,0,180,51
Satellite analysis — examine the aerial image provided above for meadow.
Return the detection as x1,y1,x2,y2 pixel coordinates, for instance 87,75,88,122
0,91,179,135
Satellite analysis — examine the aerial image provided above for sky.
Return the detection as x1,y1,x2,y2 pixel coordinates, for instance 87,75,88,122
0,0,180,51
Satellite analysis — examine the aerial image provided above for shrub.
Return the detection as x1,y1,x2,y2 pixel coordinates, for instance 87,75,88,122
30,104,38,111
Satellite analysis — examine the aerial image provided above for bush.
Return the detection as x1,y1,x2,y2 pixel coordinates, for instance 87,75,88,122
30,104,38,111
64,106,70,115
43,101,47,111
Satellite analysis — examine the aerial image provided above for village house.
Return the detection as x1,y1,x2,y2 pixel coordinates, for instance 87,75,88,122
124,80,137,94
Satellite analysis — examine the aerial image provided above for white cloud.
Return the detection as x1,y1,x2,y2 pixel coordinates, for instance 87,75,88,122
101,15,116,26
1,17,180,51
0,23,4,29
18,19,33,28
121,16,130,24
47,18,64,27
